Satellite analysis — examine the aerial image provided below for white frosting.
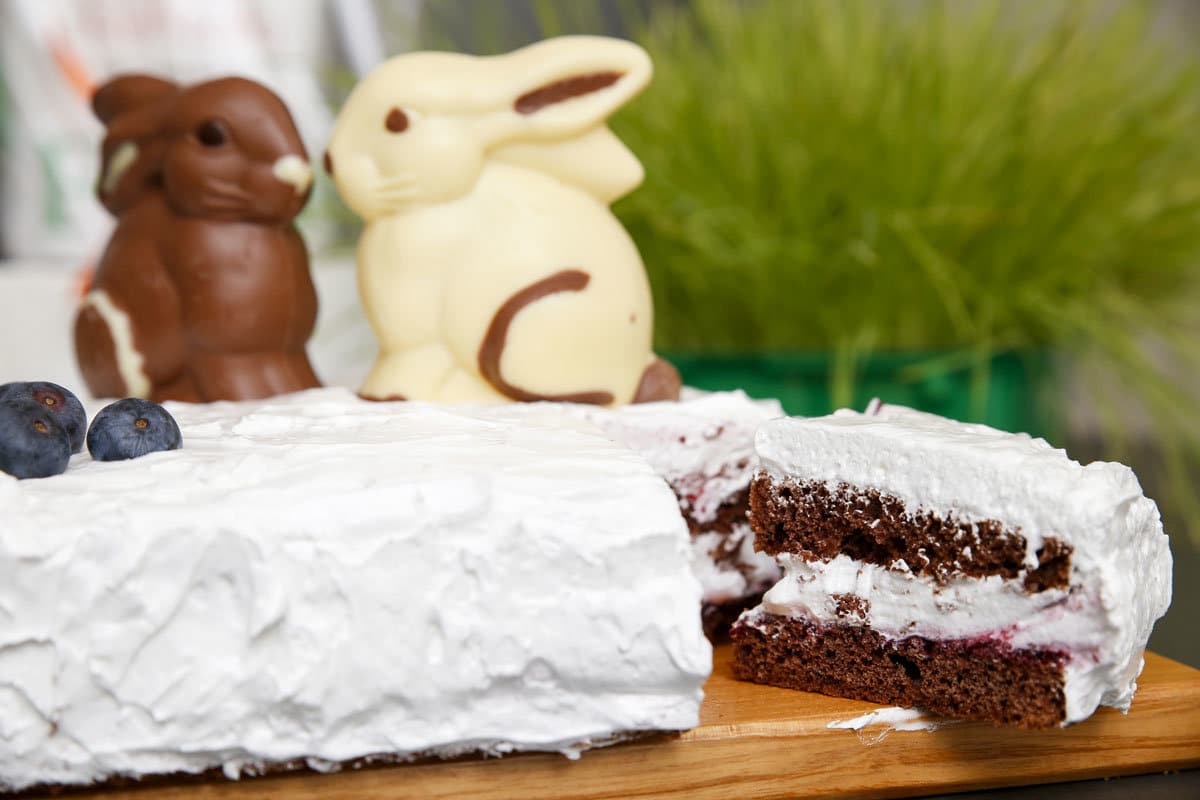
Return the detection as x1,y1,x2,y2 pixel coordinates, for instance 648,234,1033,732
577,389,784,603
827,706,949,733
78,290,151,399
826,706,959,746
0,388,711,791
755,404,1173,725
586,389,783,523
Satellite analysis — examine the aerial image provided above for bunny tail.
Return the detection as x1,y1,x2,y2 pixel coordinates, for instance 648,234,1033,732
478,270,615,405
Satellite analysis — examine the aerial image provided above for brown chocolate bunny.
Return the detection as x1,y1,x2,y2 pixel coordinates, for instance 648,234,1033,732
75,75,321,402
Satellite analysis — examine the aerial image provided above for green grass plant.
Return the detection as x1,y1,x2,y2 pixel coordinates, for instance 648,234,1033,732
608,0,1200,539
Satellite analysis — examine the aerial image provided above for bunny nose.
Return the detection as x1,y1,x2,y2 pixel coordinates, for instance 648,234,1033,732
272,154,313,195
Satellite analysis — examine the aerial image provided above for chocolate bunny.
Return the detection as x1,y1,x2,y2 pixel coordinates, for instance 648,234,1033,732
75,75,321,402
326,36,680,405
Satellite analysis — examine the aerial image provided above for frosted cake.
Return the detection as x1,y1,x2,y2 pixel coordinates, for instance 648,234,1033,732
580,390,783,636
732,401,1173,728
0,389,711,791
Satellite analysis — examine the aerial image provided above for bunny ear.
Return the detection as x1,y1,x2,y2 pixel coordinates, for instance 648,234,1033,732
94,78,176,212
492,36,652,142
92,75,176,125
492,126,645,204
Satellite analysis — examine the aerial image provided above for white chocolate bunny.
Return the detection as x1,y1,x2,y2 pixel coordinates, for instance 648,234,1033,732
326,36,680,405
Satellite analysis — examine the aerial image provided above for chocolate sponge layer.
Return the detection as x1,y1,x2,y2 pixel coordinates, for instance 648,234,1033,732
732,611,1068,728
685,487,775,640
749,474,1071,592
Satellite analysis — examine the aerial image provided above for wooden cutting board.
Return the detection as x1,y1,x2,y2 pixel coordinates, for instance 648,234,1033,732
60,646,1200,800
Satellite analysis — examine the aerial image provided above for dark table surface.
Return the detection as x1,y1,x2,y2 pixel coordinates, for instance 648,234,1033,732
924,769,1199,799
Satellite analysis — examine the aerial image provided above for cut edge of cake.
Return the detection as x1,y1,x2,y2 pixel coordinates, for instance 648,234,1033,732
578,388,785,637
732,400,1173,728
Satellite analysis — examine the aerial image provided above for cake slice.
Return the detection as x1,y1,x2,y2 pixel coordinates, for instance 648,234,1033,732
0,388,711,792
579,390,784,637
732,401,1172,728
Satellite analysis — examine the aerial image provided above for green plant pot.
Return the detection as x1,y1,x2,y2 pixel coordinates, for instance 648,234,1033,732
668,350,1058,439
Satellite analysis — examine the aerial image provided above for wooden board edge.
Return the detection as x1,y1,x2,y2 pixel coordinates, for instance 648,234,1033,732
20,651,1200,800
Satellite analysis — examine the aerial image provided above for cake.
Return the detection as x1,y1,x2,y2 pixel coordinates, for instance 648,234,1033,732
0,389,711,792
732,401,1173,728
579,390,784,636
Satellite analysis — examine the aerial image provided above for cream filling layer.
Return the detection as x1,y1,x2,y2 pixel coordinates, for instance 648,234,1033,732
691,523,780,605
764,554,1076,645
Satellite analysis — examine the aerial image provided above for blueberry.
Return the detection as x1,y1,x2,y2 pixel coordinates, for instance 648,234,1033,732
0,399,72,479
87,399,183,462
0,382,87,453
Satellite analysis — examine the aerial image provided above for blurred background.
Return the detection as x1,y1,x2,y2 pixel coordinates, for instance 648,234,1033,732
1,0,1197,664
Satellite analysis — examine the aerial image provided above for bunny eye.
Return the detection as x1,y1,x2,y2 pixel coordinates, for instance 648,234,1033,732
384,108,409,134
195,119,228,147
